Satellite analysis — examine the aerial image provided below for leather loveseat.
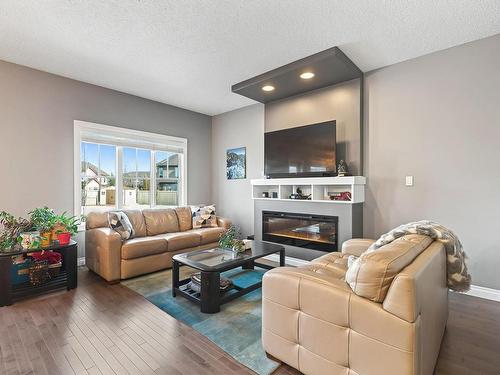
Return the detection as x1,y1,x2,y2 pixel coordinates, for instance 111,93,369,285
262,235,448,375
85,207,230,282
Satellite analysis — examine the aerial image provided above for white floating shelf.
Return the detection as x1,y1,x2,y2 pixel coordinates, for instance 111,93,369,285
251,176,366,204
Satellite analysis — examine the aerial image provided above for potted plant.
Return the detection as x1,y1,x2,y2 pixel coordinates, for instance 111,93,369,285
52,213,79,246
219,225,246,254
29,207,56,247
0,211,34,252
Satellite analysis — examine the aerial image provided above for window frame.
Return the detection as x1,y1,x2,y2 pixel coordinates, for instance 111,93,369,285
74,120,188,222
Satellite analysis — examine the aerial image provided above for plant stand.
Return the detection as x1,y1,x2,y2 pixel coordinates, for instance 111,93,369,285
0,240,77,306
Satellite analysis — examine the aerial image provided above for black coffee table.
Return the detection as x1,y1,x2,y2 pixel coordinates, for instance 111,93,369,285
172,240,285,313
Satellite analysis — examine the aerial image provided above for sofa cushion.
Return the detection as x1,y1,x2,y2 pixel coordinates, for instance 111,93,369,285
155,232,201,251
123,210,147,237
142,209,180,236
175,206,193,231
345,234,433,302
188,227,225,245
191,205,218,229
121,237,167,260
86,212,109,230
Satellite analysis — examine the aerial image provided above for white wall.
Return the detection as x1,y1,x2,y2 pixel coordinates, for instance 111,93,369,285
211,104,264,237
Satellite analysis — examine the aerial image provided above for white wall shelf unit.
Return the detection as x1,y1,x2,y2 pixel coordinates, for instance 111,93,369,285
251,176,365,204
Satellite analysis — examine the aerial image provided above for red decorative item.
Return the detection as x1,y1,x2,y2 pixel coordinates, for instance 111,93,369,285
30,251,62,264
330,191,352,201
57,232,71,246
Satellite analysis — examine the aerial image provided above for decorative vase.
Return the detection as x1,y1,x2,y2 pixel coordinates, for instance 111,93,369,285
19,231,41,249
231,240,246,254
57,232,71,246
40,231,52,248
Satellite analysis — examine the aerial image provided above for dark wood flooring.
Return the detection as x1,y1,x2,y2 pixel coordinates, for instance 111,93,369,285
0,268,499,375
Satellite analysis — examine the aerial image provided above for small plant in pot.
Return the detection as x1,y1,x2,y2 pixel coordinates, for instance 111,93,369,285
0,211,34,252
29,207,56,248
218,225,246,254
52,213,79,246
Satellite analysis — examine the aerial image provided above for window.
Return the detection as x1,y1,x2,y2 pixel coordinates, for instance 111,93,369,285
75,121,187,217
123,147,152,208
81,142,116,215
156,151,180,206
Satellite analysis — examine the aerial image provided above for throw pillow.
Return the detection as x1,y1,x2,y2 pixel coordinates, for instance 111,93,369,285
191,205,218,229
108,211,135,240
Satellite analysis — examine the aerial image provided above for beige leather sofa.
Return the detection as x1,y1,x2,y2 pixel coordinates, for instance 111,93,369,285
262,235,448,375
85,207,231,282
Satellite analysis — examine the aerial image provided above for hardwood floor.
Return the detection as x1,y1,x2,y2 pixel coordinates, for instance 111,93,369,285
0,268,499,375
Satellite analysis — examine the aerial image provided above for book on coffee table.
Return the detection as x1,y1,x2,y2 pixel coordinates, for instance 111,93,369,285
188,272,233,293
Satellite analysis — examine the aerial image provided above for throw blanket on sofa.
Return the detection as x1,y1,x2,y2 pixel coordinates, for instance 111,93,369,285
368,221,471,292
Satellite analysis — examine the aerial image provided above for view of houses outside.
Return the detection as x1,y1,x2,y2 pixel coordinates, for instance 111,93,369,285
81,142,180,215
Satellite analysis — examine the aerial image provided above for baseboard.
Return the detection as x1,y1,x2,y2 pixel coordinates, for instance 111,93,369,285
464,284,500,302
77,257,86,267
263,254,310,267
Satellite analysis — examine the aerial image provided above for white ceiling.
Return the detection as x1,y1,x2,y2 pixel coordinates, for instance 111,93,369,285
1,1,499,116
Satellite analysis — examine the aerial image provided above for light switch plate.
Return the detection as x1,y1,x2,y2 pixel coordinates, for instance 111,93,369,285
405,176,414,186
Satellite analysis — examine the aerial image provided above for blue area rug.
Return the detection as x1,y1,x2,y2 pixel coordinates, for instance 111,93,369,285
122,267,279,375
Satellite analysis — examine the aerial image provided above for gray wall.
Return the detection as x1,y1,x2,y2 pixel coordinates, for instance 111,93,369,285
0,60,212,258
364,33,500,289
265,78,362,175
211,104,264,237
0,59,212,218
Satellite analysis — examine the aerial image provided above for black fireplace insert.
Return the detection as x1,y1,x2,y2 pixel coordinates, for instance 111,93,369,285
262,211,338,252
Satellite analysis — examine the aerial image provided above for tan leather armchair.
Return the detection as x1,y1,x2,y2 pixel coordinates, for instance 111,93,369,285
85,207,231,282
262,235,448,375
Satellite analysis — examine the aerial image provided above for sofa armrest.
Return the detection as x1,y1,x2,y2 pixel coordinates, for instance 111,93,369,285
216,216,231,230
341,238,375,257
262,267,353,369
85,228,122,282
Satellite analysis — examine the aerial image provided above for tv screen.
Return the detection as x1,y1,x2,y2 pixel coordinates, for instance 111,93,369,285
265,120,336,178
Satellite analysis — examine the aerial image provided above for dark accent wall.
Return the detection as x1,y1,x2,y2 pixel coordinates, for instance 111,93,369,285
264,78,362,175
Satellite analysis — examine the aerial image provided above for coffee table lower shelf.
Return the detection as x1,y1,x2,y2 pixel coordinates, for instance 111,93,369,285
174,274,264,313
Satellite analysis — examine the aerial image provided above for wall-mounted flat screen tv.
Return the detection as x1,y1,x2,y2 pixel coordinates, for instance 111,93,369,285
265,120,336,178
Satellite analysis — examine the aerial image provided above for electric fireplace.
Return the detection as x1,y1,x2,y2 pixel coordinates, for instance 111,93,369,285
262,211,338,252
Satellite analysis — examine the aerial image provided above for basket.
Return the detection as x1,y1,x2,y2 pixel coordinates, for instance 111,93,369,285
48,262,62,278
29,260,50,286
10,257,31,285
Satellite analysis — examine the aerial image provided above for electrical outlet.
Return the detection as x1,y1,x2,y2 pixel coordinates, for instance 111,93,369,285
405,176,414,186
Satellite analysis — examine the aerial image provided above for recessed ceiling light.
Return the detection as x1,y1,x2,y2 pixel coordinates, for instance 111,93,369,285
300,72,315,80
261,85,275,92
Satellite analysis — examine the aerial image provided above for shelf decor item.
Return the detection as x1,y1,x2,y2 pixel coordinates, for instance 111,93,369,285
226,147,246,180
52,213,79,246
29,207,56,248
337,159,349,177
218,225,246,253
30,251,62,278
18,231,41,249
28,260,50,286
0,211,33,252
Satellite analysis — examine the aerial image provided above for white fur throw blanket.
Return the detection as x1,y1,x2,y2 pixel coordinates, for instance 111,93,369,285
367,220,471,292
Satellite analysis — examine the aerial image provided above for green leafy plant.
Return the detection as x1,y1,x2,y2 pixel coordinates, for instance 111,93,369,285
29,207,56,233
219,225,245,252
53,212,79,235
0,211,33,252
